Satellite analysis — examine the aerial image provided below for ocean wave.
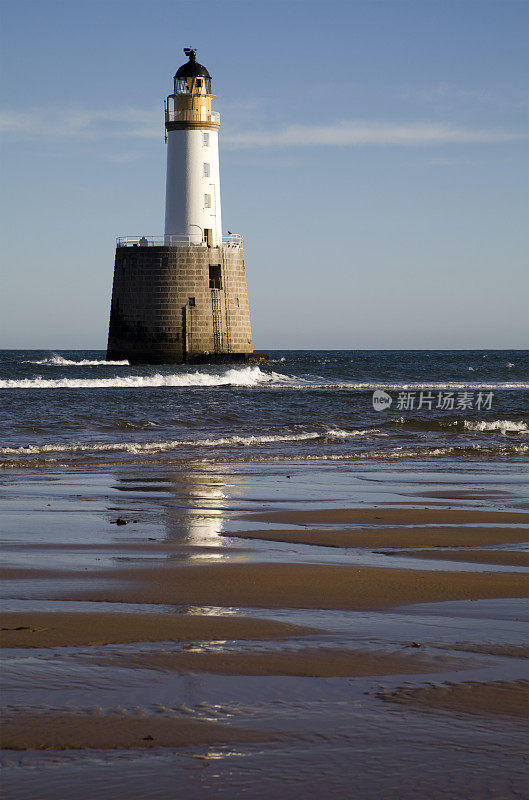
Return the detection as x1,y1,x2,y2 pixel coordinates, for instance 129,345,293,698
389,416,528,434
1,368,528,391
0,427,380,457
352,443,529,459
2,441,528,469
23,354,129,366
302,382,529,390
325,428,384,438
0,367,293,390
235,443,529,462
115,420,160,430
463,419,528,434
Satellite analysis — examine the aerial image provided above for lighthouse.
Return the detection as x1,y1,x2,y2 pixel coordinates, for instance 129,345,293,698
165,48,222,247
106,49,266,365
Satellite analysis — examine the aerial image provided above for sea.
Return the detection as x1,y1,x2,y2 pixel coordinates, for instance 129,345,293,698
1,349,527,472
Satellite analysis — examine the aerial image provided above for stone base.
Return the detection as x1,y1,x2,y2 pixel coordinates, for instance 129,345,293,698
106,244,254,364
110,351,269,366
106,350,180,365
187,352,269,366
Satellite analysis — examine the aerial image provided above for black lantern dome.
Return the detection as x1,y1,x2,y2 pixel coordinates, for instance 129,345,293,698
174,48,211,80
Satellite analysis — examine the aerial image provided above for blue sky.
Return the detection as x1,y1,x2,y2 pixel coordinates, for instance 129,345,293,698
1,0,527,349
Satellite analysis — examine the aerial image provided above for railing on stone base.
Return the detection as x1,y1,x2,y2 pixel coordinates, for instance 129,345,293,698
116,234,243,248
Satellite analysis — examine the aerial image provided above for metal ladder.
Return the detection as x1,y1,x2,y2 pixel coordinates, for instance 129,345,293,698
211,289,222,352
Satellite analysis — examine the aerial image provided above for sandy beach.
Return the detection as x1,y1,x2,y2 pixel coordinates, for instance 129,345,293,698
0,612,316,649
38,561,529,609
1,461,528,799
384,549,529,566
378,679,529,718
0,713,275,752
227,525,528,549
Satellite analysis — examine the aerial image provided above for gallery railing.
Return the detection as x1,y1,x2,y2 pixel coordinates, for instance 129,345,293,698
116,234,243,248
165,109,220,124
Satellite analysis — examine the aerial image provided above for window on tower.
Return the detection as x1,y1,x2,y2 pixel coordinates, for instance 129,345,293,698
204,194,211,208
209,264,222,289
203,163,210,177
202,132,210,146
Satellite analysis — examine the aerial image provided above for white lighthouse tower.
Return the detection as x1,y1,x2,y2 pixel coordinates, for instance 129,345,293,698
106,48,266,365
164,48,222,247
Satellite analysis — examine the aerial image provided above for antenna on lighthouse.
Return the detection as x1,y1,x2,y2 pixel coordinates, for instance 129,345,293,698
183,48,197,60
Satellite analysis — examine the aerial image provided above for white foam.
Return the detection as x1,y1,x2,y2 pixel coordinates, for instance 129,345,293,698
325,427,383,438
3,440,529,468
0,427,380,457
359,443,529,458
311,443,529,460
215,443,529,462
463,419,528,434
23,354,129,366
310,382,529,390
0,367,293,390
2,370,528,391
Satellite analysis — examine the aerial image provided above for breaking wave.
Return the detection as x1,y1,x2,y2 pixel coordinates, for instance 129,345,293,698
0,367,293,390
389,417,528,434
1,368,528,391
23,354,129,366
306,381,529,390
252,443,529,461
0,427,381,456
463,419,528,434
3,442,528,470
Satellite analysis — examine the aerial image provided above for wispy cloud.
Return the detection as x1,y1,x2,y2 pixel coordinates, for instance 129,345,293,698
223,121,526,148
0,107,525,149
217,98,264,113
402,83,529,110
0,107,160,139
103,151,146,163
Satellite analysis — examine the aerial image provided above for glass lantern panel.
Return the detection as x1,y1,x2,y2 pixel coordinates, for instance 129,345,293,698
175,78,191,95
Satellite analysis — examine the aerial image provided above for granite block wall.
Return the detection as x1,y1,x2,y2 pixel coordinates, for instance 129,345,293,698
106,245,253,364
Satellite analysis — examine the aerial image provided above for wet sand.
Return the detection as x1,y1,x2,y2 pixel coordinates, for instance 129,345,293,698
240,508,529,526
380,679,529,718
384,549,529,566
73,562,528,610
438,643,529,659
2,465,528,799
227,526,528,549
92,646,453,677
0,713,272,751
0,612,316,649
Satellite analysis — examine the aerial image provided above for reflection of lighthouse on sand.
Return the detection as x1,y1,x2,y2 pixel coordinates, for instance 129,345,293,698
156,469,249,556
106,48,268,366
